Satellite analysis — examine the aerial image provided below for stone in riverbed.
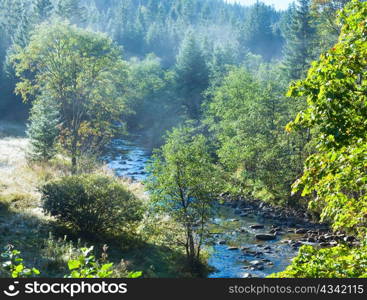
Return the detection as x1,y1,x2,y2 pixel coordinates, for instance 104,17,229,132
242,273,252,278
307,237,316,243
218,240,226,245
250,224,264,229
249,260,262,266
227,247,239,251
319,242,330,247
239,227,248,233
344,236,355,242
295,228,307,234
255,234,276,241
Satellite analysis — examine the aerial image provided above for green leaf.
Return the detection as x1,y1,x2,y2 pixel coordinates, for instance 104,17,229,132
32,268,41,275
128,271,142,278
68,260,81,270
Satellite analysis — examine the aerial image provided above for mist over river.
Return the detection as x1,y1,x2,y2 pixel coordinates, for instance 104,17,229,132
105,138,303,278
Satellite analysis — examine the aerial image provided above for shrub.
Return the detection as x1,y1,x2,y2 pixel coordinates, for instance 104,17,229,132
66,246,142,278
0,245,142,278
0,245,40,278
269,244,367,278
41,174,143,236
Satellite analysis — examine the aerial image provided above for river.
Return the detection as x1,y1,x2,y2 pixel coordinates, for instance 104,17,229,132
105,138,300,278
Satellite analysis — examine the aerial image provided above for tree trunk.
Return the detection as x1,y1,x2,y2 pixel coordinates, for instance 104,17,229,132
71,134,78,174
186,227,196,269
71,155,77,174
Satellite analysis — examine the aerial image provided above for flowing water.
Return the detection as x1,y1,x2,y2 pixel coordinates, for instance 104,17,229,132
105,138,299,278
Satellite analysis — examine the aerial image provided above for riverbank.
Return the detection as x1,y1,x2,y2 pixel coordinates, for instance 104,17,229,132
221,195,358,247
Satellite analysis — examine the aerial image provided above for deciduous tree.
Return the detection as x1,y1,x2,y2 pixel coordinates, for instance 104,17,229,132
13,22,129,173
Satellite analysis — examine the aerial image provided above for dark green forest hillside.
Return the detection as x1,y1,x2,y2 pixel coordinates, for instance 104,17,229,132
0,0,311,123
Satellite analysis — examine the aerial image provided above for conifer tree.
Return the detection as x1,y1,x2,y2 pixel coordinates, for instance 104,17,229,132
34,0,53,22
175,33,209,120
27,95,60,161
282,0,317,80
239,2,282,61
55,0,85,25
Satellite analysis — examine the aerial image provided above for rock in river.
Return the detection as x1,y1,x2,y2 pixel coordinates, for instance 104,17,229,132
250,224,265,229
249,260,262,266
255,234,276,241
227,247,239,251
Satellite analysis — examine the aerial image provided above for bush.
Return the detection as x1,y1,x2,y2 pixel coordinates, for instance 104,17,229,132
66,246,142,278
0,245,40,278
269,244,367,278
41,174,143,236
0,244,142,278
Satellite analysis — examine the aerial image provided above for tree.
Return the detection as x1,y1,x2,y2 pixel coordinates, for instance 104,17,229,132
239,2,283,61
55,0,85,25
13,21,129,173
33,0,53,22
126,54,180,148
282,0,317,80
204,67,310,206
207,44,238,88
146,126,222,271
311,0,351,51
175,33,209,120
0,0,32,120
26,94,59,161
286,0,367,236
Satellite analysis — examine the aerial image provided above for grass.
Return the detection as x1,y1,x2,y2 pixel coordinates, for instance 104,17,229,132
0,122,187,278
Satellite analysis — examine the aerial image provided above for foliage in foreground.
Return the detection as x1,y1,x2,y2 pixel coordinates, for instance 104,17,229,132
270,244,367,278
270,0,367,279
286,0,367,237
41,174,143,236
0,246,40,278
0,245,142,279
